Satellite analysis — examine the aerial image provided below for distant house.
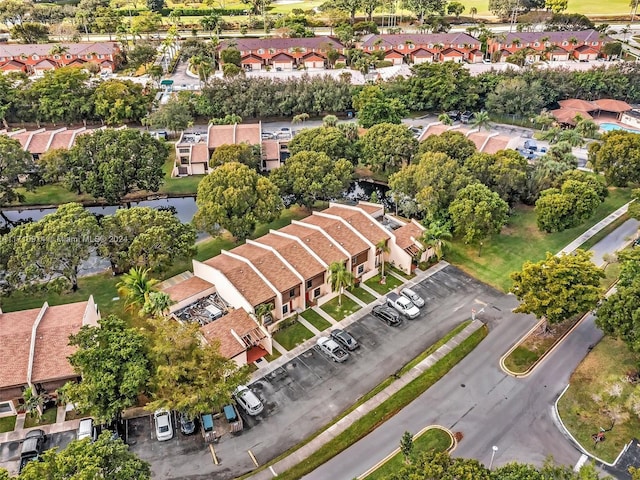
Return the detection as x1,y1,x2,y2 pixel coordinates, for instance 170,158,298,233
358,33,482,63
0,42,121,75
486,30,610,62
0,297,100,413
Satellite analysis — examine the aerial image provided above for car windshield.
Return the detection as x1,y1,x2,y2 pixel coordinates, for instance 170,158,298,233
159,425,169,432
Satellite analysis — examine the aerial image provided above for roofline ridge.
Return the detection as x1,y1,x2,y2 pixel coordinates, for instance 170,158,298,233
291,219,351,261
270,229,329,268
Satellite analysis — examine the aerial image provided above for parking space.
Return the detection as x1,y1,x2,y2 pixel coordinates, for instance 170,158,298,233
0,430,75,475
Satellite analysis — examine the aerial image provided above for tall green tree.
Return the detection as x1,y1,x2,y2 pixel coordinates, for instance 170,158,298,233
288,126,358,163
220,47,241,66
359,123,418,174
93,79,154,125
146,0,165,13
270,151,353,210
62,315,150,424
126,41,157,71
448,183,509,248
65,129,168,204
486,77,545,120
145,97,193,137
419,221,452,261
210,143,260,170
465,150,528,204
2,203,99,292
19,431,150,480
418,130,477,164
116,267,159,314
353,85,407,128
404,0,446,22
535,179,601,233
591,130,640,186
10,22,49,43
511,250,604,326
328,261,354,306
100,207,196,275
0,135,35,206
146,316,250,418
194,162,282,241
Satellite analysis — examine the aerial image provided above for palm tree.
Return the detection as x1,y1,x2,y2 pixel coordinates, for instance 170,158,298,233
254,302,274,325
117,267,159,314
148,64,163,87
141,291,174,318
472,111,492,131
322,114,339,127
539,126,562,143
376,239,390,278
328,261,354,306
197,59,213,86
200,13,221,39
438,113,453,126
469,6,477,19
532,111,555,131
420,221,452,261
22,386,44,420
49,44,69,67
292,113,309,125
558,128,584,147
575,118,599,139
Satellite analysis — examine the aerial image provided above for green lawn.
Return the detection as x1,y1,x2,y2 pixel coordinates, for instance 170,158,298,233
365,428,453,480
24,407,57,429
320,296,361,321
347,285,377,304
273,321,314,350
300,309,332,332
364,273,403,295
447,187,632,292
0,416,16,433
557,337,640,463
263,348,282,362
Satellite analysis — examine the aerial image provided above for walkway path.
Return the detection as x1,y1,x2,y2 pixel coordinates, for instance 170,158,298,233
296,316,321,336
310,306,338,326
248,320,485,480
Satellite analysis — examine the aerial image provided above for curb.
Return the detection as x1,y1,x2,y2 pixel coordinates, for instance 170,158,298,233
356,425,456,479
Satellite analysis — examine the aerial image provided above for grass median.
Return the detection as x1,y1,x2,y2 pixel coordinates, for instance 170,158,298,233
246,323,487,480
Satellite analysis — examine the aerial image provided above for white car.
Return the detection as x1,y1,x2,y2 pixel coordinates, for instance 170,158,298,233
234,385,264,416
401,287,425,308
153,409,174,441
77,418,95,442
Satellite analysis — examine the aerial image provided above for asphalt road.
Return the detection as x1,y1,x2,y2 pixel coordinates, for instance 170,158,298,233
303,224,640,480
589,218,640,267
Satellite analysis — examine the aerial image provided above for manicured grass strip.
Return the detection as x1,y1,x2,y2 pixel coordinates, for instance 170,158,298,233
300,309,332,332
557,337,640,463
0,416,16,433
320,296,361,321
24,407,57,429
503,345,540,373
364,273,404,295
399,321,471,375
273,321,314,351
365,428,453,480
385,263,415,280
347,285,377,304
273,325,488,480
580,213,630,252
448,187,632,293
263,349,282,363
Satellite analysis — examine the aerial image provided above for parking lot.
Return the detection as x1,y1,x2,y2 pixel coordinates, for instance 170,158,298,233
129,266,513,480
0,430,75,475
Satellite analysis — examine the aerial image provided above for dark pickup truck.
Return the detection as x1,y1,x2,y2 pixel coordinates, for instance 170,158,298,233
19,429,46,472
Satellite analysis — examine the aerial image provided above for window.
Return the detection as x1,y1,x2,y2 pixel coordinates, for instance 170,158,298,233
368,46,374,51
408,44,415,49
289,289,295,298
562,41,568,46
98,54,104,59
313,287,321,298
179,148,190,154
269,48,275,54
282,304,289,315
306,279,312,289
32,55,39,60
397,44,404,50
592,41,599,46
258,48,264,54
86,54,92,59
428,44,434,49
534,42,540,47
379,46,386,50
65,54,71,59
357,264,365,276
54,55,60,60
0,401,14,415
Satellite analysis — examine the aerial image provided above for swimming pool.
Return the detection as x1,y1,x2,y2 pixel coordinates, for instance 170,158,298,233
599,122,640,133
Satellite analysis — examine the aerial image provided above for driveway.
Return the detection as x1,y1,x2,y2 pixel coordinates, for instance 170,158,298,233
0,430,76,475
130,266,512,480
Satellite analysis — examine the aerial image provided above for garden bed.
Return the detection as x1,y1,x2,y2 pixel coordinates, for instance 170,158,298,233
300,309,332,332
0,416,16,433
24,407,57,428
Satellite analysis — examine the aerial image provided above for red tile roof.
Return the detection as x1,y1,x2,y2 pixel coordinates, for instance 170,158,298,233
481,135,510,154
279,223,348,265
0,42,119,57
27,131,56,154
559,99,598,112
204,254,275,307
208,124,261,149
200,309,264,359
191,143,210,163
220,36,344,52
231,243,301,293
593,99,632,113
163,276,214,304
360,33,479,48
255,233,325,280
497,29,606,45
394,221,425,250
0,308,40,388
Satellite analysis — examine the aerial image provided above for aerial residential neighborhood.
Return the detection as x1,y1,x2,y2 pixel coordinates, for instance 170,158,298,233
0,0,640,479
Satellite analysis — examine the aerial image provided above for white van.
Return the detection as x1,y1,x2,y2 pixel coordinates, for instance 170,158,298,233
77,418,96,442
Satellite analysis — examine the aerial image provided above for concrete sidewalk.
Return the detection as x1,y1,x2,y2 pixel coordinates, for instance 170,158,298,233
0,408,81,444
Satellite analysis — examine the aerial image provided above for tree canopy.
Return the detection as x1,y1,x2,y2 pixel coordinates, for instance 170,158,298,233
93,79,153,126
288,126,358,164
194,161,282,241
511,250,604,325
146,316,249,418
359,123,418,174
64,129,168,204
449,183,509,245
590,131,640,186
352,85,407,128
418,130,477,164
0,135,35,206
270,151,353,210
535,178,602,233
209,143,260,170
62,315,150,424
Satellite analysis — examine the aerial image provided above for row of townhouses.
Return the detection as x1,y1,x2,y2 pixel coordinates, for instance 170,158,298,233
0,29,611,76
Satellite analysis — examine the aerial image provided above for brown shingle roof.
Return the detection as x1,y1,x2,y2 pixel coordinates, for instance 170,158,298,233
200,309,263,359
31,302,87,383
231,243,301,293
163,276,214,304
262,139,280,160
550,108,593,125
256,233,325,280
394,221,425,250
27,131,56,154
8,131,31,149
481,135,510,154
191,143,210,163
49,129,76,150
301,215,369,256
499,29,606,45
322,206,390,245
418,123,452,141
279,224,348,265
356,202,384,216
234,124,261,145
208,124,261,149
221,36,344,52
559,99,598,112
593,99,631,113
0,308,40,388
466,131,487,150
204,254,275,307
360,33,479,48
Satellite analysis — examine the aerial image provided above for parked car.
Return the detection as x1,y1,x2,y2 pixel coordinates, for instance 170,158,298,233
401,287,425,308
316,336,349,362
330,328,359,351
372,305,402,327
447,110,460,121
524,139,538,151
460,111,475,124
19,429,46,473
387,292,420,319
482,58,492,64
178,412,197,435
234,385,264,416
154,409,174,441
261,132,275,140
77,418,97,442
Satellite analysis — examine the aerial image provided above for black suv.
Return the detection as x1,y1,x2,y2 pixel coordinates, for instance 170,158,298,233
372,305,402,327
19,429,46,473
330,329,359,351
460,111,475,124
447,110,460,121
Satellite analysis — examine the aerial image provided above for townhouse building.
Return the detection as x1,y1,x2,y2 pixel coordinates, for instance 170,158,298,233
0,42,121,75
486,29,610,62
